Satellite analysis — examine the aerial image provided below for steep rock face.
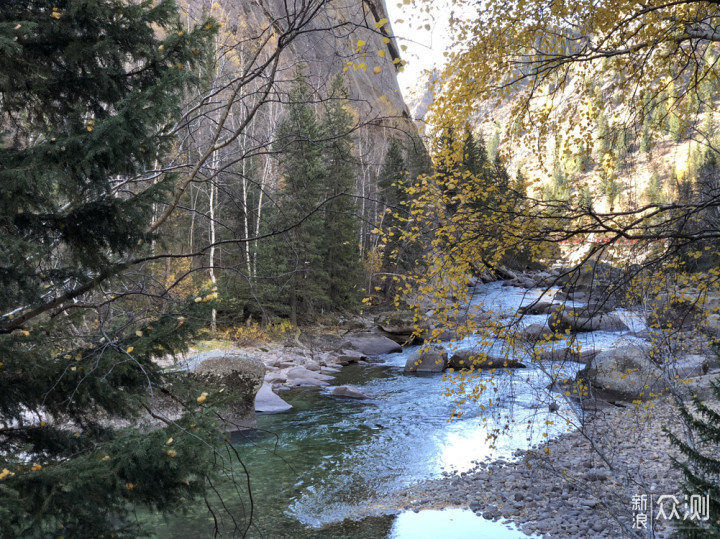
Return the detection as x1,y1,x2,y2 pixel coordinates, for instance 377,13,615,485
188,0,411,122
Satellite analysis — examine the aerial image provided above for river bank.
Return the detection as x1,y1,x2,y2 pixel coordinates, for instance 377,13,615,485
391,395,708,538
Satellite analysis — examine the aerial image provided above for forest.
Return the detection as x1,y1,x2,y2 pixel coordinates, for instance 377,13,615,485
1,0,719,537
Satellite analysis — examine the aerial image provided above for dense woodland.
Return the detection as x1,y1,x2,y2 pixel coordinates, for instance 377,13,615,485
1,0,720,537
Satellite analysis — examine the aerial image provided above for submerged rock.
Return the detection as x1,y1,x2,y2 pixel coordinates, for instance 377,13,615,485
330,386,370,399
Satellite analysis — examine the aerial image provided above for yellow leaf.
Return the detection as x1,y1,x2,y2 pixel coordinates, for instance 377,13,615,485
136,330,143,337
356,39,366,48
382,37,390,44
126,346,134,354
0,468,14,480
51,11,62,19
373,66,382,75
197,392,208,403
102,455,111,461
166,437,173,445
378,50,385,58
31,464,42,471
374,18,388,28
125,483,135,490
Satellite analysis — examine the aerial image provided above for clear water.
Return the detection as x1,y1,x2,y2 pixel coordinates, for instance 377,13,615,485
152,283,646,537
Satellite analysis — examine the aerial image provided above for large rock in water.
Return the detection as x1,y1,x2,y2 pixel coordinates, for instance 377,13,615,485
285,366,334,387
192,354,265,430
448,349,526,370
578,347,710,401
551,309,629,332
404,345,448,373
341,332,402,356
255,382,293,413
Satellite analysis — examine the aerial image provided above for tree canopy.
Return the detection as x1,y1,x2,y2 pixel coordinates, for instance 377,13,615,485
0,1,226,535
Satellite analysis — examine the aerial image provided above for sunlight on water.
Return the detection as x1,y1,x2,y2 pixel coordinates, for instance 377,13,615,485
391,508,540,538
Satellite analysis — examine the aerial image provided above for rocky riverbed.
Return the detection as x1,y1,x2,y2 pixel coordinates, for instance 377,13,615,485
391,394,719,538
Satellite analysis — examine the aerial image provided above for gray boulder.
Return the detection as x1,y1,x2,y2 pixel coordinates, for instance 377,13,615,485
519,323,558,342
534,346,600,364
192,354,265,429
285,366,334,387
449,349,526,370
552,309,629,332
578,347,709,401
333,349,367,365
404,345,448,373
518,300,556,315
255,382,293,413
330,386,370,399
340,332,402,355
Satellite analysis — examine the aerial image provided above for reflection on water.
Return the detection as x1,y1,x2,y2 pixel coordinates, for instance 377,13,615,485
391,508,539,539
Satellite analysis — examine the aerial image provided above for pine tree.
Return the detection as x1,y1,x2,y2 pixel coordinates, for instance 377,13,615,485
0,1,224,537
378,137,410,279
270,67,328,323
320,75,362,310
461,131,488,177
666,379,720,538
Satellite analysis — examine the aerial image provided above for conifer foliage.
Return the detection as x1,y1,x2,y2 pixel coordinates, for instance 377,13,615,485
0,1,226,536
261,69,362,322
667,379,720,537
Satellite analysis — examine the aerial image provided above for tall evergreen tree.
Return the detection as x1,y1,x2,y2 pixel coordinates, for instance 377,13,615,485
270,67,328,323
0,1,225,536
320,75,362,310
378,137,410,279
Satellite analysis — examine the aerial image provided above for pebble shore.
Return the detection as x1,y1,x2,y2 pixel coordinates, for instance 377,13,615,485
393,396,715,538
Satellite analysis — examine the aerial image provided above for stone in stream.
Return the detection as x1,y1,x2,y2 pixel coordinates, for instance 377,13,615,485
191,354,265,429
340,332,402,356
518,323,559,342
578,346,710,401
255,382,293,413
285,366,334,387
551,308,629,332
330,386,370,399
517,300,556,315
533,345,600,364
448,349,526,370
404,345,448,373
332,349,367,365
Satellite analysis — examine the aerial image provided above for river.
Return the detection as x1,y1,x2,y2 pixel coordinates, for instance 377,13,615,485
153,283,647,537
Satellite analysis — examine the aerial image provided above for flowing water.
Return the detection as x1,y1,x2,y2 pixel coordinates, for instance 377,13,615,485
154,283,647,537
